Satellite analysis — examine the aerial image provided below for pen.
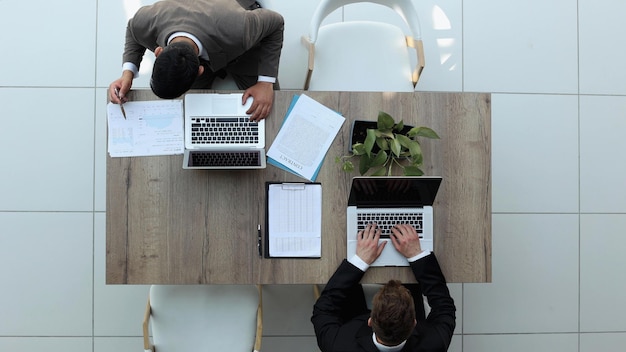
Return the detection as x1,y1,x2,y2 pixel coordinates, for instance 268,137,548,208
114,88,127,119
257,224,262,257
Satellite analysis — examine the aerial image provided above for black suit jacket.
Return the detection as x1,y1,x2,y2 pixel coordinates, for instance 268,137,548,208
312,254,456,352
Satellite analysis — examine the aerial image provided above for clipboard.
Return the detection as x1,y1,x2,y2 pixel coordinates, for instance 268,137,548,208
264,182,322,258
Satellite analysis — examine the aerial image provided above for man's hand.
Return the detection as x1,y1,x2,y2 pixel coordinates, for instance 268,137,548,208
356,223,387,265
390,224,423,258
243,81,274,121
109,71,134,104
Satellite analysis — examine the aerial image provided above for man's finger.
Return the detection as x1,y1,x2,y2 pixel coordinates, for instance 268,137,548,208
376,241,387,255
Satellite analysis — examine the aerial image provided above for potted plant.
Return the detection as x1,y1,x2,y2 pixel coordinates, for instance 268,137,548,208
336,111,439,176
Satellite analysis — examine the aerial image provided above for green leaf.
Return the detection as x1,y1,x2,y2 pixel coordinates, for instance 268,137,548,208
411,152,423,165
407,140,422,159
364,129,376,156
403,165,424,176
334,156,341,163
408,126,440,139
395,134,413,149
377,111,395,131
342,161,354,172
375,130,394,139
375,137,390,151
371,167,387,176
370,150,388,167
358,154,372,175
352,143,366,156
390,138,402,157
393,120,405,132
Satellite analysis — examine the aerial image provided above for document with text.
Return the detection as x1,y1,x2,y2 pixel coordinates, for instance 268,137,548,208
107,100,184,157
266,183,322,258
267,94,345,181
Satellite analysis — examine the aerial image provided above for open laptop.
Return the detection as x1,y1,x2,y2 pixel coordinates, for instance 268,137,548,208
183,93,266,169
346,176,442,266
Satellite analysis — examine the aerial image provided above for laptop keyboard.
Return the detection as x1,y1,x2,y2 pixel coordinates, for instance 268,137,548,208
357,212,423,238
189,151,261,167
190,117,259,145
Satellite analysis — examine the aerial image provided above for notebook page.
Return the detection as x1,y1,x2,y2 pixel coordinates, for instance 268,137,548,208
107,100,184,157
267,183,322,257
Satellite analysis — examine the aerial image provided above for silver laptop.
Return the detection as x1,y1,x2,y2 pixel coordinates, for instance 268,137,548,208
183,93,266,169
346,176,442,266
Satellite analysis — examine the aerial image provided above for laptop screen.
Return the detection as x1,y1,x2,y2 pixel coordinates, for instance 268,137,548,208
347,176,442,208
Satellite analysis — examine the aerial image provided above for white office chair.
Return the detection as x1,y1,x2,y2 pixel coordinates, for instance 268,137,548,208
143,285,263,352
302,0,425,91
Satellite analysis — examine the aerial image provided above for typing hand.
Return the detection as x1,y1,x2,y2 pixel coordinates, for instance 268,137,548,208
356,223,387,265
390,224,423,258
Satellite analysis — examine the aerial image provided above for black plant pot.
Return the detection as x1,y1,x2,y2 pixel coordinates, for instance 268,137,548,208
349,120,414,153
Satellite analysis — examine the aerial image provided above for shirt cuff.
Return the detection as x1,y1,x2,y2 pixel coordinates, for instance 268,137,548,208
258,75,276,84
122,62,139,79
348,254,370,272
407,250,430,263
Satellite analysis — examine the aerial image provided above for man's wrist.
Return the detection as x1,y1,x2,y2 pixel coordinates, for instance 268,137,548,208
348,254,370,272
258,75,276,84
122,62,139,79
407,250,430,263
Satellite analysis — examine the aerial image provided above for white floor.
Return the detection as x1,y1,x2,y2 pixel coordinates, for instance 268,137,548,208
1,0,626,351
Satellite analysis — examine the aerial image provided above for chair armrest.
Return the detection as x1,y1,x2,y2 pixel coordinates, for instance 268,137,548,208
406,36,425,86
143,297,154,352
313,284,321,300
253,284,263,352
301,35,316,90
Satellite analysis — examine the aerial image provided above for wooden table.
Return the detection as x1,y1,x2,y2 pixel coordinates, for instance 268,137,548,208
106,90,491,284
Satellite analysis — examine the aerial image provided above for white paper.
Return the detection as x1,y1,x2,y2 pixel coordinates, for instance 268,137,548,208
267,94,345,181
267,183,322,257
107,100,184,157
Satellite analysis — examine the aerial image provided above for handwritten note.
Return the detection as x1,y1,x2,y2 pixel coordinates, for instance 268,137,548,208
107,100,184,157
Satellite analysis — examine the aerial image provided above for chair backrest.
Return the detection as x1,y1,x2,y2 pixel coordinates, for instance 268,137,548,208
303,0,424,91
307,21,414,91
307,0,422,44
148,285,260,352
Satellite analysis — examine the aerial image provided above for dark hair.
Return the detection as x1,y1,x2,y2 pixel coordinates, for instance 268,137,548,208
150,42,199,99
370,280,416,345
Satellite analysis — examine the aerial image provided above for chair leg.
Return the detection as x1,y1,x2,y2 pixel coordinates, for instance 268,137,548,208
254,285,263,352
143,296,155,352
313,284,321,300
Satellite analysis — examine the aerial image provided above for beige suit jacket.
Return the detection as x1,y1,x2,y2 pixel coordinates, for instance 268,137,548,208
123,0,284,77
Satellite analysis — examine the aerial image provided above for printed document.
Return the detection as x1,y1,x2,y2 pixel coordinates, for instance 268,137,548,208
266,183,322,258
107,100,184,157
267,94,344,181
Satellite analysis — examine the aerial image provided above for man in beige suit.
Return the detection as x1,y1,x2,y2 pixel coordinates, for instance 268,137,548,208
108,0,284,120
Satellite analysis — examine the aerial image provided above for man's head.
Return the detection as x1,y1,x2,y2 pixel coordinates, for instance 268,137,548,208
369,280,417,346
151,41,200,99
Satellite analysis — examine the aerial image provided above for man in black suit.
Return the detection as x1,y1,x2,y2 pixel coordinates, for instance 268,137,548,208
312,224,456,351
